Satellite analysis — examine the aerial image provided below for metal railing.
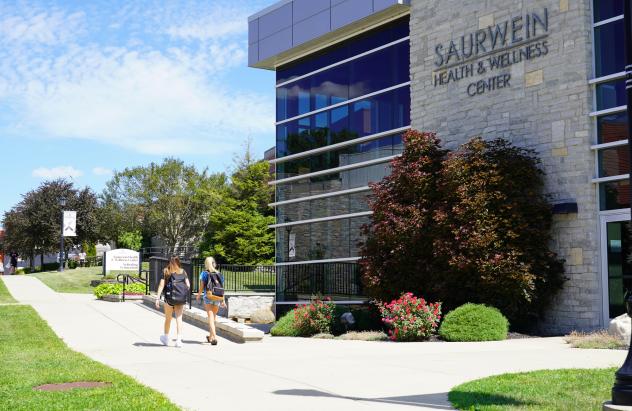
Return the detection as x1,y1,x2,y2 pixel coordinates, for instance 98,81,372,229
116,271,149,302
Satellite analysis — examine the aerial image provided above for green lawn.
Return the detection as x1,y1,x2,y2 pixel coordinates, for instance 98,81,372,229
0,278,16,304
0,305,179,410
30,267,138,294
449,368,616,410
222,270,275,292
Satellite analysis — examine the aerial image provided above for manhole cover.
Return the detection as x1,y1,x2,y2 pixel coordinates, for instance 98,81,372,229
34,382,112,391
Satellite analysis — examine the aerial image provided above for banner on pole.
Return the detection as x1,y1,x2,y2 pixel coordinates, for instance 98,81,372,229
289,233,296,258
63,211,77,237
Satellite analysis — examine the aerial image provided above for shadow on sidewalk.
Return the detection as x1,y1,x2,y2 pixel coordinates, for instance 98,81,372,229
273,389,452,409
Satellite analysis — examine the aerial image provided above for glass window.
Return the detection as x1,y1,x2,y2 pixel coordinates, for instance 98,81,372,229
276,191,371,222
598,112,629,144
594,0,624,23
594,20,625,77
606,220,632,317
276,134,403,179
276,16,409,84
276,41,410,121
600,180,631,210
276,216,370,263
276,86,410,158
275,162,391,202
598,145,630,177
597,80,626,111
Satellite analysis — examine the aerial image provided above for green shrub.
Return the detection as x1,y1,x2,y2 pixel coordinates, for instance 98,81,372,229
93,283,145,299
270,310,301,337
439,303,509,342
68,260,78,269
378,292,442,342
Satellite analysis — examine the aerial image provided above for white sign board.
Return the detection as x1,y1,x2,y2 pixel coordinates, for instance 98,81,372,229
63,211,77,237
288,233,296,258
104,249,140,273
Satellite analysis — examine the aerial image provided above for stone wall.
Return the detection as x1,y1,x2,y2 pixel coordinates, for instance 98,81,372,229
410,0,599,333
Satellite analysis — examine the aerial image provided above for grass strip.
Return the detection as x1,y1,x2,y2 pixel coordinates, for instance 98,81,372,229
0,278,16,303
449,368,616,410
0,305,179,410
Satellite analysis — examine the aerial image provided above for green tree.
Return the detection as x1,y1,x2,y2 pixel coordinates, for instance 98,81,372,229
117,230,142,251
360,131,565,327
102,158,226,250
201,147,274,265
2,180,100,271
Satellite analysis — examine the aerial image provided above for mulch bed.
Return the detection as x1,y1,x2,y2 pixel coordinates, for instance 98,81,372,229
34,382,112,391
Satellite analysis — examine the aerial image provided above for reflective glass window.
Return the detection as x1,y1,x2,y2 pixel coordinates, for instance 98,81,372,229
275,162,391,202
276,191,371,222
276,134,403,179
600,180,631,210
594,20,625,77
598,112,629,144
594,0,624,22
276,16,409,84
276,216,370,263
276,41,409,121
276,86,410,158
598,145,630,177
596,80,626,111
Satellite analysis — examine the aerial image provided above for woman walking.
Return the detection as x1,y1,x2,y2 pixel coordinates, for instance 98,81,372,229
155,256,190,347
196,257,225,345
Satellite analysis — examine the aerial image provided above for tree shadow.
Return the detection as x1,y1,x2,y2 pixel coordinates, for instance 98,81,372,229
273,389,454,409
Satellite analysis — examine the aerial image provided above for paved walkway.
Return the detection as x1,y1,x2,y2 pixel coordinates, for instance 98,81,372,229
1,275,626,411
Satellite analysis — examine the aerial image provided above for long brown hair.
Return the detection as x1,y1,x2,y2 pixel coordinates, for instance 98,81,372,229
163,256,182,278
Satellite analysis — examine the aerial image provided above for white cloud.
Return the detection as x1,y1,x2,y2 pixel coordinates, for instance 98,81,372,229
32,166,83,180
0,9,85,45
0,2,275,157
92,167,113,176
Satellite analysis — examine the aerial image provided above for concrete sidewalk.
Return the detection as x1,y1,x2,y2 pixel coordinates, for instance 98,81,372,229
1,275,626,411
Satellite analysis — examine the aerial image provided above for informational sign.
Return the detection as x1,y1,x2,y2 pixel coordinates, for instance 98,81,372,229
104,249,140,273
288,233,296,258
63,211,77,237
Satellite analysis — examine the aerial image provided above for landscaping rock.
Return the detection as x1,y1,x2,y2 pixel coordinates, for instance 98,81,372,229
251,308,275,324
608,314,631,345
227,295,274,319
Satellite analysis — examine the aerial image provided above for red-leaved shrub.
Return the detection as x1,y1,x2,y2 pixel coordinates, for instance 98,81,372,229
378,293,441,341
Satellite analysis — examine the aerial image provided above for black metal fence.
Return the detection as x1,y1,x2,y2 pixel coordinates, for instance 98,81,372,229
148,257,364,306
276,263,364,302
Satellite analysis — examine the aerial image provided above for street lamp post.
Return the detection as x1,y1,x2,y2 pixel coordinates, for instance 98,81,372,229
58,197,66,272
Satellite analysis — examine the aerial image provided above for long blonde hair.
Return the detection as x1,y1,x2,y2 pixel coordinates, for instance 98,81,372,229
163,256,182,278
204,256,219,273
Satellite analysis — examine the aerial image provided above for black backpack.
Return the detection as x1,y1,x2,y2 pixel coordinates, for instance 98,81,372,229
206,271,224,298
164,272,188,305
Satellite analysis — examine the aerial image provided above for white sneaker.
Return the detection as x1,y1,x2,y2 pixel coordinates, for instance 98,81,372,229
175,338,183,348
160,334,169,346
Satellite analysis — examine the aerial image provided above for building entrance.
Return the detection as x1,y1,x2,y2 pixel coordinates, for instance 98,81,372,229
601,213,632,320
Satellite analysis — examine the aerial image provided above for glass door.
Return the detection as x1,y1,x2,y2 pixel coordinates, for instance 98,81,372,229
601,213,632,318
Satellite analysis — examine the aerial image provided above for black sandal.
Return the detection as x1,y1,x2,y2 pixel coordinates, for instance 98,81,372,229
211,338,218,346
206,336,212,343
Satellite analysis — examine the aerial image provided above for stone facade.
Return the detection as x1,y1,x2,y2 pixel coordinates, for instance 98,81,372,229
410,0,598,333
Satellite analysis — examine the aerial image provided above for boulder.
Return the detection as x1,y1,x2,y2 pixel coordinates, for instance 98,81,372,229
227,295,274,319
608,314,631,345
251,308,276,324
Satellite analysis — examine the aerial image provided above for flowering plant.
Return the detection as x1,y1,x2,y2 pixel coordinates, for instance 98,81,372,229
293,297,335,336
378,293,441,342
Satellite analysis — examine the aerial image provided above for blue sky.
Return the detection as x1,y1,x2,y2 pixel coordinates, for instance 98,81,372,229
0,0,276,219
